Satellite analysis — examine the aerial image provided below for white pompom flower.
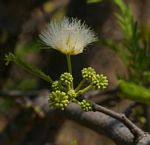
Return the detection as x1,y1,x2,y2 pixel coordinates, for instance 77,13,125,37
39,17,97,55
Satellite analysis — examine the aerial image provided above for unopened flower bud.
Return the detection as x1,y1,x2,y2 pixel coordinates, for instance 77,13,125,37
49,90,69,110
82,67,96,80
92,74,108,89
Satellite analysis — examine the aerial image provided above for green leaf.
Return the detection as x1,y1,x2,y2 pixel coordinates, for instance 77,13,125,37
114,0,126,13
5,53,53,83
87,0,102,4
119,80,150,105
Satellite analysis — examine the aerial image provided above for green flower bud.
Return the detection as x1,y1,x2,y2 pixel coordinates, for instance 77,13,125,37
60,72,73,86
82,67,96,80
79,99,92,111
67,89,77,101
92,74,108,89
48,90,69,110
51,81,60,91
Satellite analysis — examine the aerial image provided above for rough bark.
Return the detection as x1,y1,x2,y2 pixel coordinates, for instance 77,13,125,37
1,90,150,145
63,103,150,145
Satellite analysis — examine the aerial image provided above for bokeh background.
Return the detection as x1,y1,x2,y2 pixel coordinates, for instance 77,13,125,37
0,0,150,145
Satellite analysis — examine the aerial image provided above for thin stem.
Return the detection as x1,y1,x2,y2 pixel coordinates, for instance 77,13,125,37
66,55,73,88
92,102,145,139
75,79,86,91
76,84,93,96
6,53,54,83
66,55,72,75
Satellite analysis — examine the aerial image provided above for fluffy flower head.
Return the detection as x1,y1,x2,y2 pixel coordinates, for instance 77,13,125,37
40,17,97,55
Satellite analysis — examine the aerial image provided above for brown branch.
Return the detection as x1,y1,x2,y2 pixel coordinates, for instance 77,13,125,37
0,89,50,117
64,103,150,145
92,102,145,139
86,87,118,98
0,89,50,98
1,90,150,145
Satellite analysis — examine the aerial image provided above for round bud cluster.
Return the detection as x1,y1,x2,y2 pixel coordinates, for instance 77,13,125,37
60,72,73,86
48,91,69,110
51,81,60,91
79,99,92,111
67,89,77,101
82,67,96,80
92,74,108,89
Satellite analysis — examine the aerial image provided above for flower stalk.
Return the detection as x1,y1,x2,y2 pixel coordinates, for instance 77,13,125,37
66,55,73,88
66,55,72,75
76,84,93,96
75,79,86,91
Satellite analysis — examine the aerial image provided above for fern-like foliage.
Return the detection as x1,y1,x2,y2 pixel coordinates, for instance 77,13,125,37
5,53,53,83
100,0,150,84
97,0,150,104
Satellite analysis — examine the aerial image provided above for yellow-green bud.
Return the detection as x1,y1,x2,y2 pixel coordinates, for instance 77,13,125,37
79,99,92,111
92,74,108,89
82,67,96,80
48,90,69,110
60,72,73,86
67,89,77,101
51,81,60,91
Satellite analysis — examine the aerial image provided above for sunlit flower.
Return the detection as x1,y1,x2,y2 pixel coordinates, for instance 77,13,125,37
39,17,97,55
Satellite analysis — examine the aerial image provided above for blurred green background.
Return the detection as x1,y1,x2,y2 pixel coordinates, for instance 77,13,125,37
0,0,149,145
